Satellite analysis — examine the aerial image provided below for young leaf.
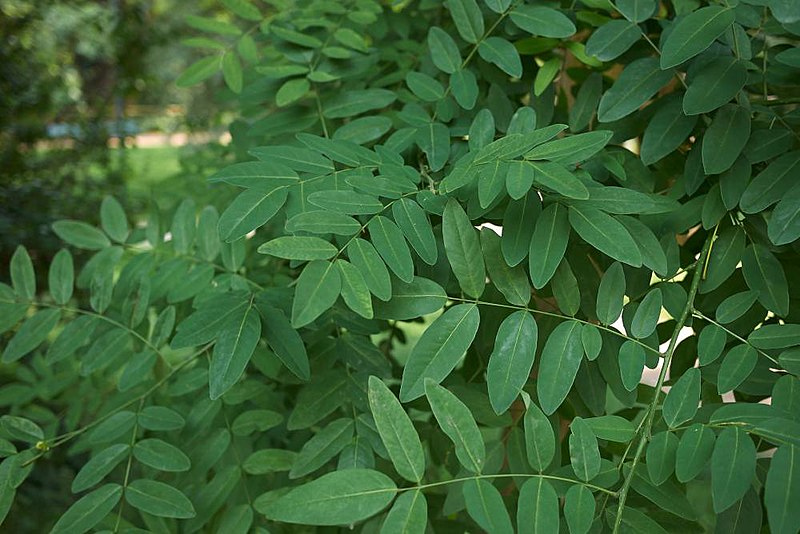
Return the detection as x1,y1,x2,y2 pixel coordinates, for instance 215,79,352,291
368,377,425,483
400,304,480,402
537,320,584,415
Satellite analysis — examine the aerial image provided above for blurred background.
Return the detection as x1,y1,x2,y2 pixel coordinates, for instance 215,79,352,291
0,0,234,277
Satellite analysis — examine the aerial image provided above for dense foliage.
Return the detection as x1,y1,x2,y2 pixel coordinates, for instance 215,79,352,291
2,0,800,532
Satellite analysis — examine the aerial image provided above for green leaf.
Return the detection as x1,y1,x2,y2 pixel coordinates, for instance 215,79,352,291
291,260,342,328
71,444,129,493
257,304,309,380
50,484,122,534
381,490,427,534
768,185,800,246
222,0,260,20
187,15,241,36
336,260,373,319
446,0,484,44
209,305,260,399
324,89,397,119
285,210,361,236
524,401,555,472
741,243,789,317
258,236,337,260
307,190,383,215
517,478,559,534
616,0,656,22
138,406,185,432
564,485,595,534
0,415,44,442
275,78,310,106
482,229,531,307
176,55,220,87
133,439,191,472
46,249,73,305
529,203,570,289
675,423,715,483
476,125,567,164
399,304,480,402
243,449,295,475
569,73,603,132
740,151,800,214
334,28,368,52
510,6,576,38
289,419,354,478
598,57,673,123
529,161,590,200
259,469,396,525
348,238,392,302
525,130,612,166
570,417,601,481
630,288,662,339
618,340,645,391
208,161,298,189
702,104,750,174
368,376,426,483
99,196,129,243
749,324,800,349
505,160,535,200
581,325,603,361
2,308,61,363
596,262,625,325
712,427,756,513
462,479,514,534
406,71,445,102
537,320,583,415
502,192,541,267
478,160,509,208
218,187,289,242
586,20,641,61
478,37,522,77
663,368,700,428
443,199,486,298
765,445,800,534
286,372,346,429
450,69,479,110
428,27,461,74
716,290,758,324
717,344,757,394
487,311,538,415
393,198,437,265
52,220,111,250
415,122,450,172
646,431,678,485
640,96,698,165
222,52,243,93
683,57,747,115
425,380,485,472
126,479,196,519
660,6,736,68
582,415,635,442
568,206,642,267
369,216,414,283
700,226,745,293
373,276,447,320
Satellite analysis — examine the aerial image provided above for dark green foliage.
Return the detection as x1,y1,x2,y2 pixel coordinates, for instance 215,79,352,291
2,0,800,532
